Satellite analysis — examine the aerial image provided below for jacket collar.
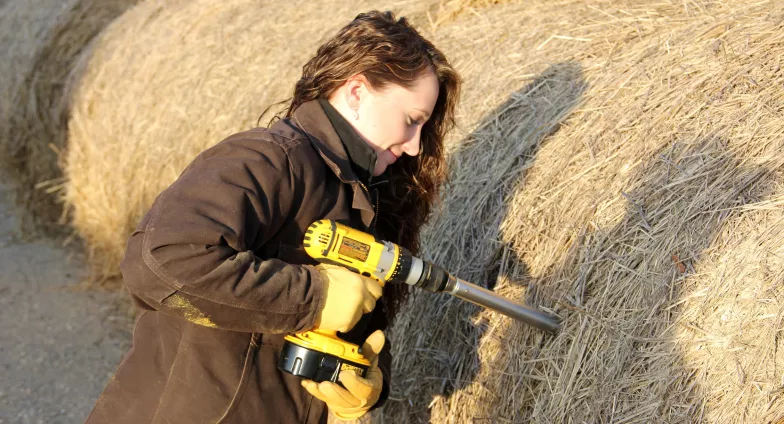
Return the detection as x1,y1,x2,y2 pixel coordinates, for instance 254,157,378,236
290,100,377,226
291,100,359,185
317,98,377,185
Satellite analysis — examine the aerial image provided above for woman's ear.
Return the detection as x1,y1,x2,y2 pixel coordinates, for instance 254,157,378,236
344,74,370,120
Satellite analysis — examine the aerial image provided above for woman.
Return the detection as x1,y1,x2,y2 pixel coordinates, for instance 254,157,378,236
87,10,460,423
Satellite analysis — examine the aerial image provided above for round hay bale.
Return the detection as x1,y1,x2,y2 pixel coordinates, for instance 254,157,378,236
62,0,783,421
0,0,140,238
384,0,783,423
63,0,437,282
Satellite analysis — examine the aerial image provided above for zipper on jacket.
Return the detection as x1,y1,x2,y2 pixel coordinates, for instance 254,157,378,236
368,179,389,233
371,188,379,231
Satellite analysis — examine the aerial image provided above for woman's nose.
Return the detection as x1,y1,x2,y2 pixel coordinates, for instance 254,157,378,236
403,133,421,156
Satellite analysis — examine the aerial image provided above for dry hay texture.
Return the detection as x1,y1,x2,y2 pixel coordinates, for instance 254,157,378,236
0,0,140,237
59,0,783,422
385,1,784,423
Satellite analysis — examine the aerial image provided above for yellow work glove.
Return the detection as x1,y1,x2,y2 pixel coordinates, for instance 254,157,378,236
301,330,385,421
314,264,383,333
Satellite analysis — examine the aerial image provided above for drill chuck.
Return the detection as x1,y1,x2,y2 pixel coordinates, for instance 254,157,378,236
386,248,450,292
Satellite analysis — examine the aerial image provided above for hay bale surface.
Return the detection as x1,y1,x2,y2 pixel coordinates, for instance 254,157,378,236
62,0,782,421
384,1,783,423
0,0,139,237
63,0,436,281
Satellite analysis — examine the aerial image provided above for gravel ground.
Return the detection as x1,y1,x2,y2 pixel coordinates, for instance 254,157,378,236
0,183,132,424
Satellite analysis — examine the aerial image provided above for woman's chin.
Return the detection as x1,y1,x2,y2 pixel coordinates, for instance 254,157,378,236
385,151,399,165
373,162,388,176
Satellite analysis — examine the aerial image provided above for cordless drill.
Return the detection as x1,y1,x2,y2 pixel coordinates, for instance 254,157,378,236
278,219,560,383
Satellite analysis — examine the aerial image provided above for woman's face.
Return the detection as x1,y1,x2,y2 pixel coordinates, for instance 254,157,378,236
331,71,440,176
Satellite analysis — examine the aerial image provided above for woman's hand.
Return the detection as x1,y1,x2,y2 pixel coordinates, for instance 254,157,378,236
314,264,383,333
301,330,385,421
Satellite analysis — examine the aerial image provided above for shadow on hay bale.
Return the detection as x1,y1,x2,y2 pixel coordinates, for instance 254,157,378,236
385,48,783,420
0,0,138,239
471,136,780,422
384,61,586,423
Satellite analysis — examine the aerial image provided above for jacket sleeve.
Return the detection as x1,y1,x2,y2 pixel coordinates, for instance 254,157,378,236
120,136,325,334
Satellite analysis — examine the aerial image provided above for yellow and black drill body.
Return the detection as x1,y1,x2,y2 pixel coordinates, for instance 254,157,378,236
277,219,560,384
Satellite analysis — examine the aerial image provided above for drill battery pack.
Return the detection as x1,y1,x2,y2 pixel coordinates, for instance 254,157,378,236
278,341,370,384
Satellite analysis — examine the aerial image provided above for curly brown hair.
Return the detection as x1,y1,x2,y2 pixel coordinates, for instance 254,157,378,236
280,11,461,321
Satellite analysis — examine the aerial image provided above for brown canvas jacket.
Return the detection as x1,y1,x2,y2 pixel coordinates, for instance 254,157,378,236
86,100,392,424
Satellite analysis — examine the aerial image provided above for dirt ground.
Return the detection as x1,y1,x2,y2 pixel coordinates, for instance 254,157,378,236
0,182,132,424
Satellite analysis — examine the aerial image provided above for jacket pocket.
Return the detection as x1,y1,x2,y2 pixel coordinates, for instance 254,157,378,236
217,333,260,423
149,322,258,424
